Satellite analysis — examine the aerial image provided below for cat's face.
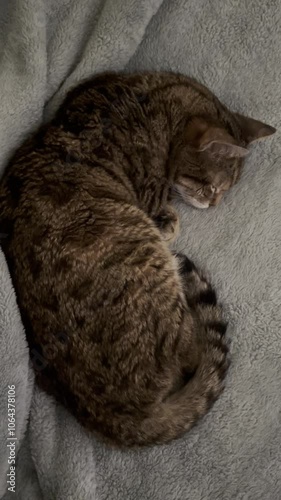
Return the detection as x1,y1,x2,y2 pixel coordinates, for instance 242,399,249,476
174,156,241,209
173,113,275,209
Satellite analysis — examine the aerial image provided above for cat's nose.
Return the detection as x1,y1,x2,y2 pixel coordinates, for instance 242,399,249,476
210,193,223,206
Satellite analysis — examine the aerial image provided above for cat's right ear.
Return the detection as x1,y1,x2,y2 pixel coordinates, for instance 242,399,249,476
235,113,276,144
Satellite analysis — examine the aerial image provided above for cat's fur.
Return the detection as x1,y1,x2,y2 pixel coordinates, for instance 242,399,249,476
0,72,275,446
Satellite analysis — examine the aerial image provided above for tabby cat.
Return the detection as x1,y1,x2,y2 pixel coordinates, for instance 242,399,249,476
0,72,275,446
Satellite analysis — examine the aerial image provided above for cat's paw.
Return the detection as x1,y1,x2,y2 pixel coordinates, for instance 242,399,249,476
154,206,179,243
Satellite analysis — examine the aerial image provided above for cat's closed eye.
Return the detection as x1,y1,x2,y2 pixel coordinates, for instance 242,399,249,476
174,177,231,209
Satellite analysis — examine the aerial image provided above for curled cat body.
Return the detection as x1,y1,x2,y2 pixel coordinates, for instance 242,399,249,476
0,72,275,446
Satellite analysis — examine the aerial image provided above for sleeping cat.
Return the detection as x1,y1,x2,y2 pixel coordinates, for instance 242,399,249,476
0,72,275,446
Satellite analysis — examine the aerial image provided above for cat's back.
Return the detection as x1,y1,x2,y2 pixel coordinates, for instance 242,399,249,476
0,71,182,230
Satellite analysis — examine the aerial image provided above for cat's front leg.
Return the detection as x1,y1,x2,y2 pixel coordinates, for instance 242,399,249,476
153,205,180,243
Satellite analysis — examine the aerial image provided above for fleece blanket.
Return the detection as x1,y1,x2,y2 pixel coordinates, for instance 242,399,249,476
0,0,281,498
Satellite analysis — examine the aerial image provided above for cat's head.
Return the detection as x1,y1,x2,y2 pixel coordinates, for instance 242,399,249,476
173,113,276,208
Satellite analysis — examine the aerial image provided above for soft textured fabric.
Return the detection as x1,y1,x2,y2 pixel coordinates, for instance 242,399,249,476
0,1,280,498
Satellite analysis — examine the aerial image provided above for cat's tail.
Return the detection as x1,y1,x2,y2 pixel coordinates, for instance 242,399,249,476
113,255,229,446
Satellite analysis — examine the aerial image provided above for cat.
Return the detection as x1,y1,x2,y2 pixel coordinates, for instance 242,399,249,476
0,72,275,446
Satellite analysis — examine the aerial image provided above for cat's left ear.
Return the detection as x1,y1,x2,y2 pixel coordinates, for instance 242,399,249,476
235,113,276,144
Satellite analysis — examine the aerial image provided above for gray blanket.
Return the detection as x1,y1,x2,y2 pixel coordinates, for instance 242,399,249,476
1,1,281,499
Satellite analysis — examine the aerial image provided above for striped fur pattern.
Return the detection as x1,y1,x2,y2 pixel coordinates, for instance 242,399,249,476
0,72,274,446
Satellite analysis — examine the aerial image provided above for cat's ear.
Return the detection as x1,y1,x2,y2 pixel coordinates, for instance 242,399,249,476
235,113,276,144
198,134,249,158
186,118,248,158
